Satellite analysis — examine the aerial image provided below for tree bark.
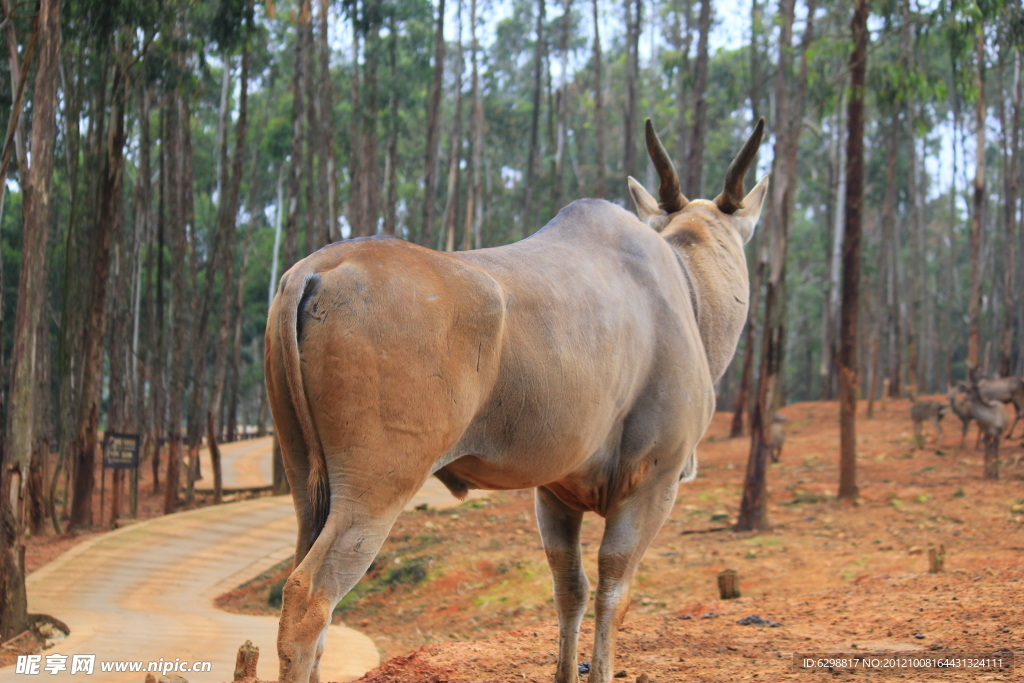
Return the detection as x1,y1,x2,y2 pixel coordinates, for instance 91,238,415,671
470,0,484,248
685,0,710,197
207,25,251,504
967,25,986,370
70,52,128,529
356,12,381,237
522,0,545,238
999,49,1020,378
421,0,446,246
622,0,641,180
838,0,869,502
383,14,400,237
164,91,191,515
591,0,605,198
879,107,902,397
443,2,464,252
318,0,337,244
736,0,813,531
285,1,310,265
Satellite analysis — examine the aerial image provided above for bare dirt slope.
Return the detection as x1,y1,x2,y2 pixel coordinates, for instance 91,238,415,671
218,398,1024,682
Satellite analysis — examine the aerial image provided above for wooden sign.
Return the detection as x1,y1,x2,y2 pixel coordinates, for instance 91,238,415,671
104,432,140,469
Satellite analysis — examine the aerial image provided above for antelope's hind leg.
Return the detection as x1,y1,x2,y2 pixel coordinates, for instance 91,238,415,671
589,475,677,683
276,464,432,683
537,486,590,683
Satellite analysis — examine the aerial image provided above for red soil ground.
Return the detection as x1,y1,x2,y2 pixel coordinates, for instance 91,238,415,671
217,397,1024,682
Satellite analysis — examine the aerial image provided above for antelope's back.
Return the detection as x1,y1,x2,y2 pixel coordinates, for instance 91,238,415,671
266,236,508,461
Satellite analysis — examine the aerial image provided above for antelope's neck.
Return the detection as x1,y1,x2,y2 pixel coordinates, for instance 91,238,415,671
663,227,751,382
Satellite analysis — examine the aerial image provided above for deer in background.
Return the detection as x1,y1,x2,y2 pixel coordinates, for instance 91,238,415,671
908,388,947,449
265,119,768,683
947,386,979,449
768,414,786,463
964,368,1011,479
976,375,1024,439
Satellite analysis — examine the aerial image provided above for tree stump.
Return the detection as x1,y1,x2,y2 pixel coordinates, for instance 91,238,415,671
718,568,741,599
234,640,260,682
928,544,945,574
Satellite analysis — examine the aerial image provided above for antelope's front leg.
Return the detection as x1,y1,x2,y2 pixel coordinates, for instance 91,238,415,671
536,486,589,683
590,477,676,683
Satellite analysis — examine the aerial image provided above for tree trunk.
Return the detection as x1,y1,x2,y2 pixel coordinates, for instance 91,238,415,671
838,0,869,502
821,99,845,400
551,0,569,214
207,26,251,505
303,0,320,251
522,0,546,238
967,25,986,370
591,0,604,198
70,53,127,530
470,0,484,248
443,2,464,252
736,0,812,531
421,0,446,246
383,15,399,237
346,8,362,239
165,92,191,515
622,0,641,180
356,14,381,237
685,0,710,197
880,107,902,398
285,1,309,266
1000,49,1020,378
318,0,337,244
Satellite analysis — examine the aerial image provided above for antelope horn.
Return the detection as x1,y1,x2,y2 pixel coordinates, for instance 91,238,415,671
644,119,687,213
714,117,765,215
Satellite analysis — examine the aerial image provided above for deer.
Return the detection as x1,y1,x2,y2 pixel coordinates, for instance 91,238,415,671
976,375,1024,438
768,414,786,463
264,119,768,683
946,386,978,449
965,368,1011,479
909,398,947,449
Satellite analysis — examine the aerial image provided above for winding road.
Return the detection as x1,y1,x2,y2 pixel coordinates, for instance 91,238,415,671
0,437,478,683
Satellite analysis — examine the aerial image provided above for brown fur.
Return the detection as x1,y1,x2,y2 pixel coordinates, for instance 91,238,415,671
265,120,768,683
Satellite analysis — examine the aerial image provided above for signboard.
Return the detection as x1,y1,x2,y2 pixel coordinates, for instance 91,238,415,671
104,432,141,469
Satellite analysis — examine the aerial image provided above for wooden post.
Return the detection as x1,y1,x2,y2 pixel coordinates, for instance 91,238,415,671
234,640,259,682
718,568,741,599
928,544,945,573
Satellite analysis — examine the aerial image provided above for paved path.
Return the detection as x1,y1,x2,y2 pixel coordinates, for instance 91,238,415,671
1,497,377,683
1,438,484,683
197,437,275,491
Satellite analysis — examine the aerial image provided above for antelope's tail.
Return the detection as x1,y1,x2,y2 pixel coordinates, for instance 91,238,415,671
277,269,331,543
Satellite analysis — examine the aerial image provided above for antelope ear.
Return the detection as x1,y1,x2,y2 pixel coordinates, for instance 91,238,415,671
731,175,769,244
627,176,664,226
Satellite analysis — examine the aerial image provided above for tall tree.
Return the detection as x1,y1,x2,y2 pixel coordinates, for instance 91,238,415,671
443,0,465,251
469,0,484,247
0,0,59,640
522,0,546,237
999,46,1020,377
623,0,641,179
686,0,710,197
420,0,446,246
208,9,252,504
285,0,310,266
319,0,338,244
736,0,814,531
838,0,870,501
967,21,986,370
591,0,605,197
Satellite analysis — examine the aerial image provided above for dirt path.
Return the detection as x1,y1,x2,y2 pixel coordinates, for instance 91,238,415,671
0,496,379,683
